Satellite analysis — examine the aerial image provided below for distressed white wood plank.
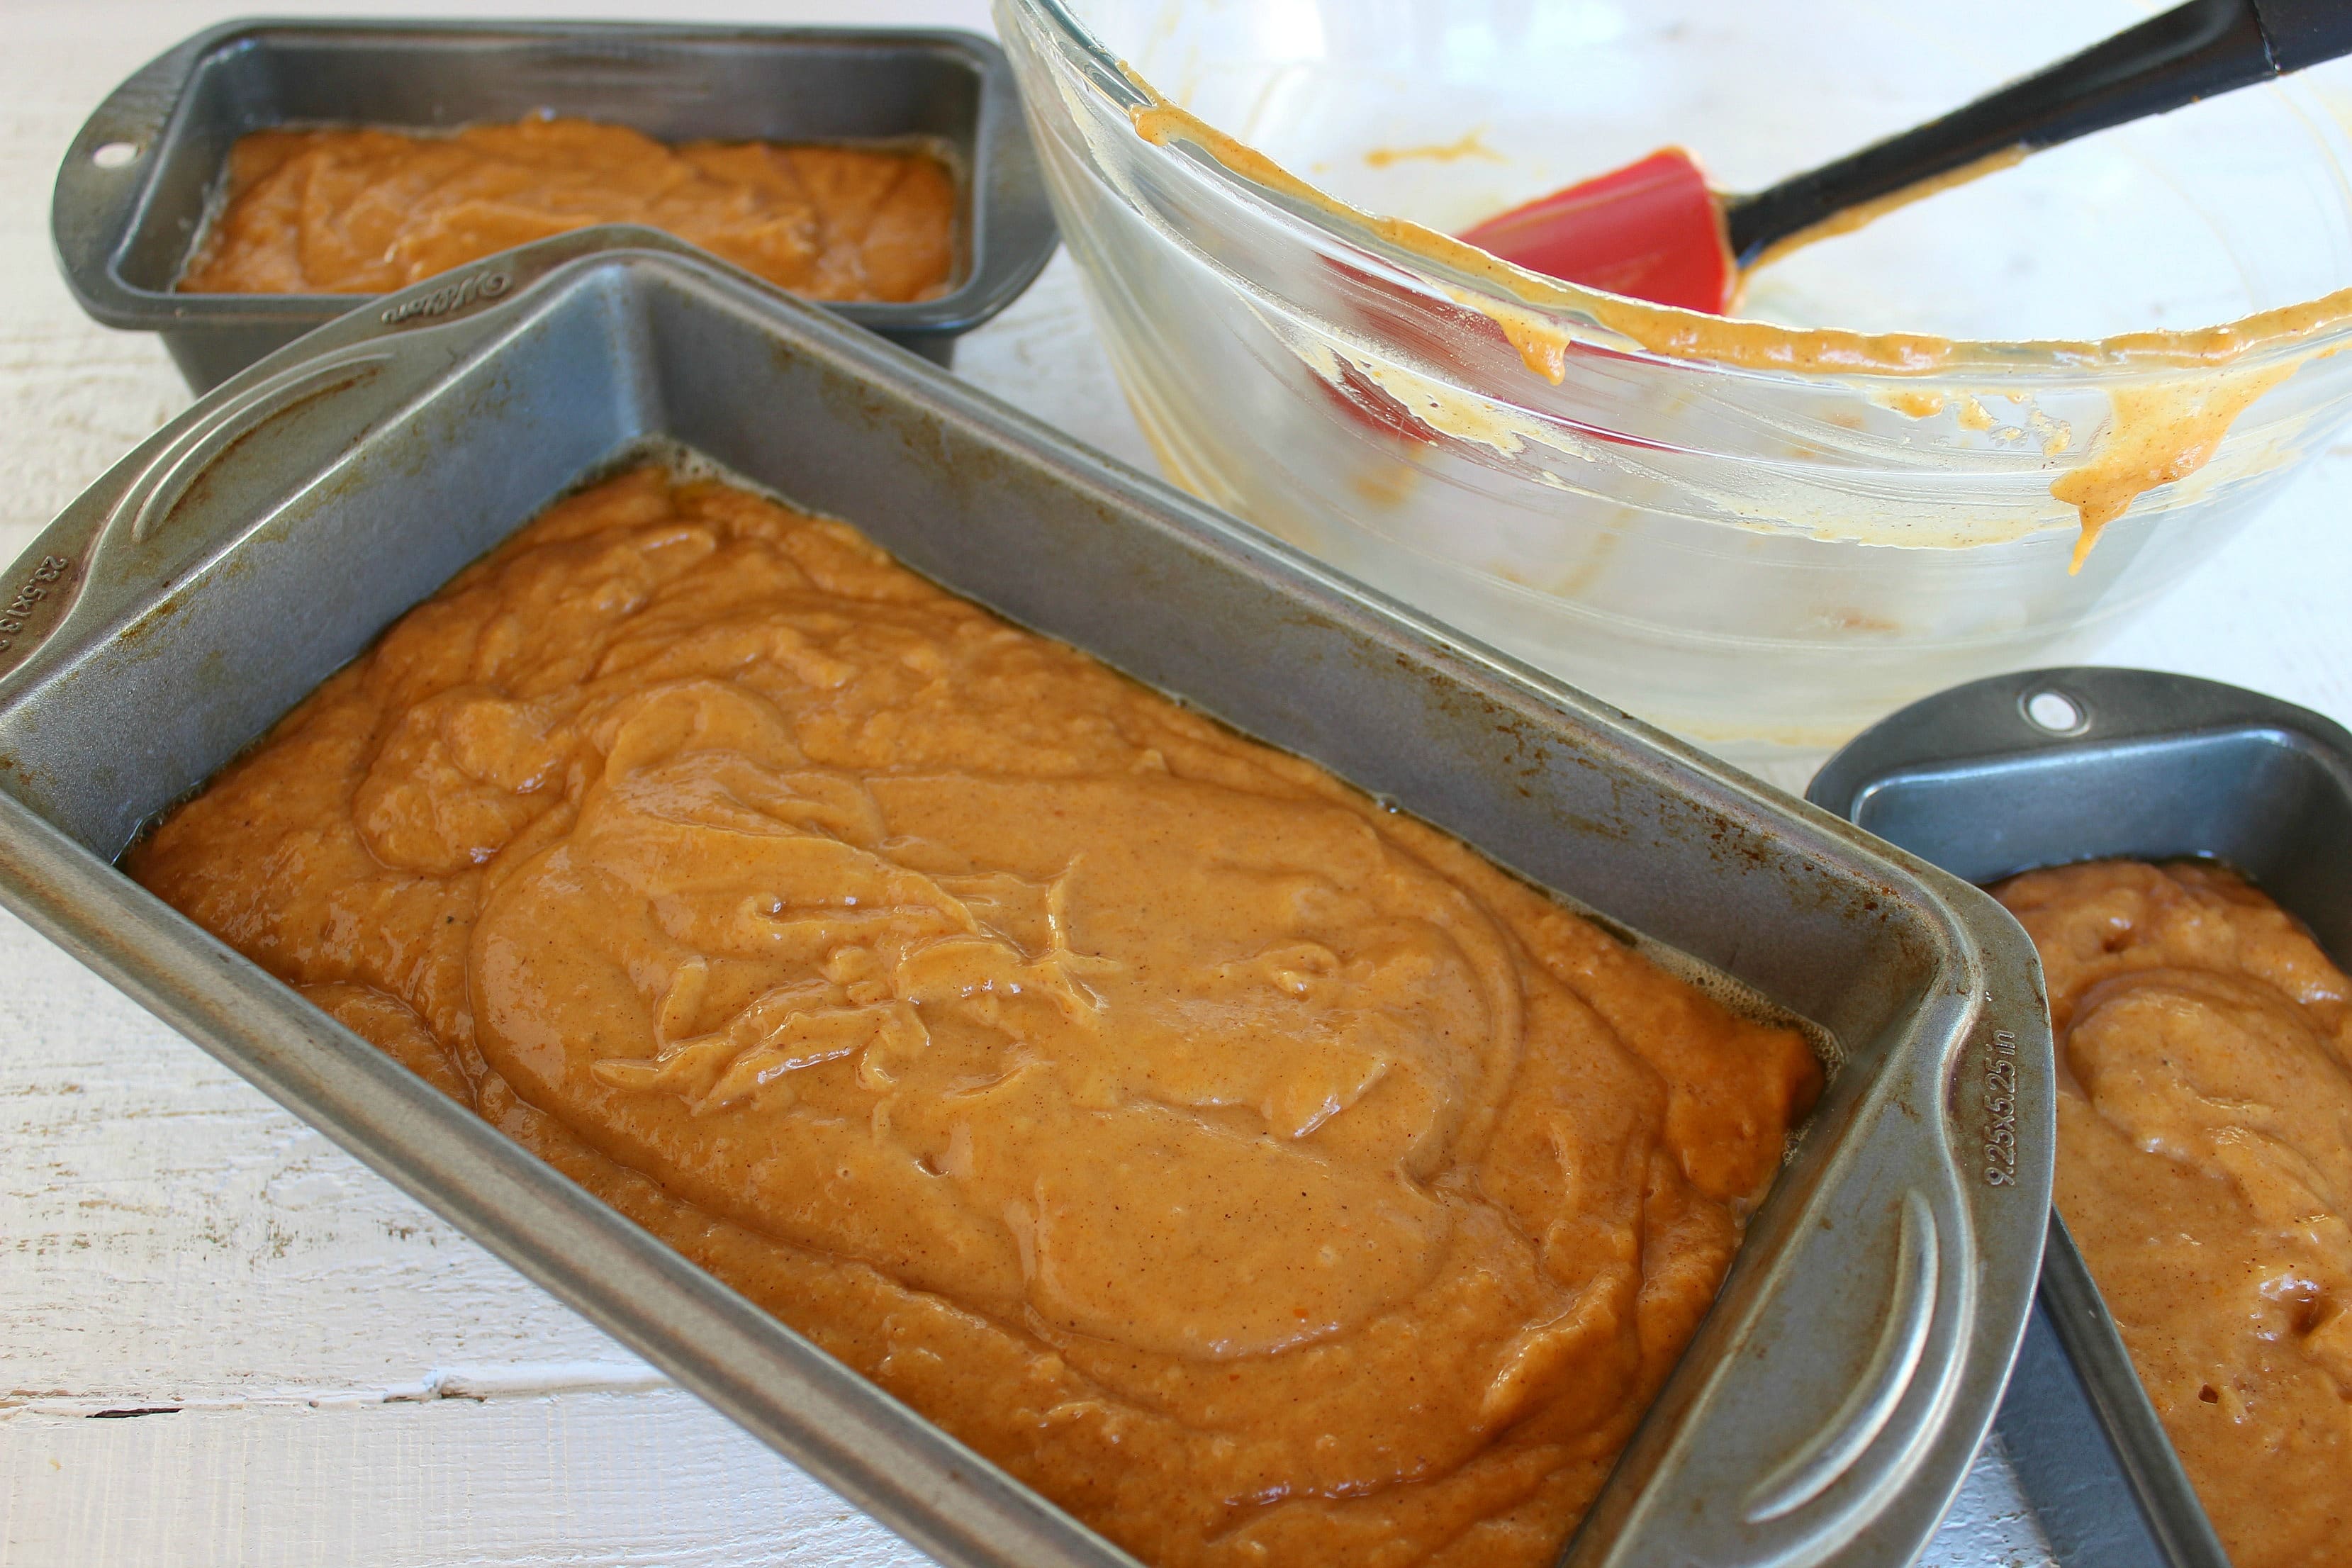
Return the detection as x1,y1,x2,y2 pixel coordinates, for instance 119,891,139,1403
0,1392,926,1568
0,907,634,1409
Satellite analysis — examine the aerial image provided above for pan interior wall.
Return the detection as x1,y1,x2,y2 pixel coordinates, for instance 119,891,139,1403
113,27,986,294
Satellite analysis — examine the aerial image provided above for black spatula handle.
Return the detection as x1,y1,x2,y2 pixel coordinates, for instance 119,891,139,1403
1725,0,2352,267
2258,0,2352,70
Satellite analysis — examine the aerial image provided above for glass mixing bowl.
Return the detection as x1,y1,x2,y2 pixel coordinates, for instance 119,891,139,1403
994,0,2352,762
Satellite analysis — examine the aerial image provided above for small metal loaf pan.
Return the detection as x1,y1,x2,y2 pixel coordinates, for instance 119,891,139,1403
1810,666,2352,1568
0,227,2051,1568
52,17,1058,391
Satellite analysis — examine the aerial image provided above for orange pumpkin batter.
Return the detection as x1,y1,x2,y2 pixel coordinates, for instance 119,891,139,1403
130,469,1819,1567
179,117,957,302
1998,860,2352,1568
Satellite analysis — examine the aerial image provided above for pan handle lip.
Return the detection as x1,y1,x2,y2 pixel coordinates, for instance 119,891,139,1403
0,226,685,695
7,219,1009,698
1807,668,2302,1568
1808,666,2352,824
47,20,228,325
1771,919,2054,1562
1562,871,2055,1568
52,17,1057,338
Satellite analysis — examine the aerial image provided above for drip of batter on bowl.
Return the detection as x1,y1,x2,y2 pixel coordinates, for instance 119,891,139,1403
130,467,1821,1568
1125,76,2351,569
1997,859,2352,1568
179,116,957,303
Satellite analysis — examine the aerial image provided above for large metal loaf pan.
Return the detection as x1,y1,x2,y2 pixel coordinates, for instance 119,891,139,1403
52,18,1058,390
0,226,2051,1568
1810,667,2352,1568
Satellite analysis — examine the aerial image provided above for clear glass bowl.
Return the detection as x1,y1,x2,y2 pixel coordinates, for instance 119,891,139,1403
994,0,2352,762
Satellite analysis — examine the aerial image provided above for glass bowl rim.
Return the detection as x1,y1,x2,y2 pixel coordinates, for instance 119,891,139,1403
1004,0,2352,387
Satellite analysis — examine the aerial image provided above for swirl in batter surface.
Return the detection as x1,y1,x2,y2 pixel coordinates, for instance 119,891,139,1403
132,469,1819,1567
1998,861,2352,1568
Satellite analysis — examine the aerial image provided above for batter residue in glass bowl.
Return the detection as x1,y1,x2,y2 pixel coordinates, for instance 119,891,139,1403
1127,84,2352,571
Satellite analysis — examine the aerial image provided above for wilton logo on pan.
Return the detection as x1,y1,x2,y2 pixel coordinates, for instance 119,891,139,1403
379,269,512,326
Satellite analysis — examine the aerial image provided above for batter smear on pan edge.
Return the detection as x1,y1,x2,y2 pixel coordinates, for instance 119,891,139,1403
132,469,1819,1567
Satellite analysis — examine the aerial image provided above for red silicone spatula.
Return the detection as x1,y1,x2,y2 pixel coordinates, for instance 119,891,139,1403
1460,0,2352,314
1456,149,1730,314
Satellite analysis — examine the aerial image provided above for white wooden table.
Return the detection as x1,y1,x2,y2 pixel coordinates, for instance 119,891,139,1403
3,4,2347,1564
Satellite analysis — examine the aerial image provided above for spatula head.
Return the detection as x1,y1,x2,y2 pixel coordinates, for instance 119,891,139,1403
1458,147,1734,315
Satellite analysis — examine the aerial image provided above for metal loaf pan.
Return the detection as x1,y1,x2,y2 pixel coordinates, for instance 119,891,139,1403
0,227,2051,1568
1809,666,2352,1568
52,17,1058,390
